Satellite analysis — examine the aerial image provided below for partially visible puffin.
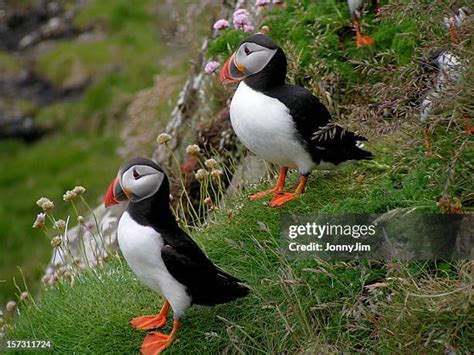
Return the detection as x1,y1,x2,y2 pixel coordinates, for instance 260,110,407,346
220,34,372,207
348,0,379,47
104,157,249,354
443,6,472,44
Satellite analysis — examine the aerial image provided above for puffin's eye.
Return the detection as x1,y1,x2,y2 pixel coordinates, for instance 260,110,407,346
133,168,141,180
244,46,250,55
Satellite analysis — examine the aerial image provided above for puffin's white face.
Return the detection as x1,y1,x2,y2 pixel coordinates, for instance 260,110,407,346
234,42,277,76
220,41,277,84
119,164,165,203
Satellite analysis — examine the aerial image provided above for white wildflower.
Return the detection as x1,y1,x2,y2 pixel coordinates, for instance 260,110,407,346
157,133,172,145
204,158,218,170
54,219,66,231
210,169,223,179
51,236,62,248
195,169,209,182
72,186,86,195
186,144,201,155
63,190,76,201
204,197,212,207
36,197,54,211
32,212,47,229
6,301,17,313
41,274,51,284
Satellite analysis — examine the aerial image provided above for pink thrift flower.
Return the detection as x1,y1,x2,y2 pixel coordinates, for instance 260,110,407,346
256,0,271,6
204,61,220,74
233,9,250,29
272,0,284,3
233,14,250,28
234,9,250,17
213,19,230,30
244,24,255,32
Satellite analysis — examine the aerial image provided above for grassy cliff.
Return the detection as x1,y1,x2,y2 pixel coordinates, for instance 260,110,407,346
4,0,473,353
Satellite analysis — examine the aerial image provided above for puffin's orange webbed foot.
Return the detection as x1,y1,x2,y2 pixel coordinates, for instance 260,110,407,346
250,188,280,200
356,34,374,47
268,175,308,207
131,300,170,330
140,320,180,355
130,314,167,330
249,166,288,201
269,192,301,207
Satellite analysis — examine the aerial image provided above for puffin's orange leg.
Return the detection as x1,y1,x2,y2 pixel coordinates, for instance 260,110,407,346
448,25,460,44
141,319,180,355
354,19,374,47
250,167,288,200
269,175,308,207
130,300,170,330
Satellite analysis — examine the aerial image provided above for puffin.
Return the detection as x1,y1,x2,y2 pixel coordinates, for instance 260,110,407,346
104,157,249,354
347,0,379,47
220,34,373,207
443,6,472,44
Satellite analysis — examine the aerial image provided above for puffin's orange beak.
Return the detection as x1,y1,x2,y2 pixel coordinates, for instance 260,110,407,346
104,176,129,208
220,53,247,84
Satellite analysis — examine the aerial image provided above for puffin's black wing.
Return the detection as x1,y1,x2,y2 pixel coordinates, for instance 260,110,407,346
266,84,373,165
160,228,249,306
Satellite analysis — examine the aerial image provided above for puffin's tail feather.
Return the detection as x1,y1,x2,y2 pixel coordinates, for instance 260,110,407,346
350,145,373,161
194,269,250,306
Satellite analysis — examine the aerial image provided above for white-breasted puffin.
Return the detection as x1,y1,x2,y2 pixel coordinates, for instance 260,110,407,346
220,34,373,207
104,157,249,354
348,0,379,47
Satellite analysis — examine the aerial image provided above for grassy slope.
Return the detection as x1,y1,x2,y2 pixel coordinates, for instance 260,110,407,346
7,139,472,353
0,0,204,305
5,0,473,353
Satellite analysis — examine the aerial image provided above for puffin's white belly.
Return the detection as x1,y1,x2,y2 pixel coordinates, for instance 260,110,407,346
230,82,314,174
118,211,191,318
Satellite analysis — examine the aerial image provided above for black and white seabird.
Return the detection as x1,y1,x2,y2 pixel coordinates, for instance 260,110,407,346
443,6,472,44
220,34,373,207
348,0,379,47
104,157,249,354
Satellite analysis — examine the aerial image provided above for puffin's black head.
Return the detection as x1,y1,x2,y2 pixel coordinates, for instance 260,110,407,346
220,33,287,91
104,157,169,208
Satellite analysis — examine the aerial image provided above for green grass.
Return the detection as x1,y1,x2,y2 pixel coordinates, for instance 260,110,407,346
6,139,472,353
4,0,473,352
